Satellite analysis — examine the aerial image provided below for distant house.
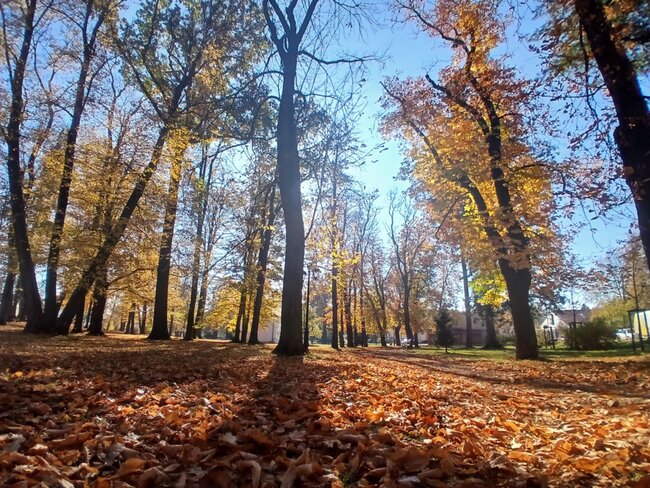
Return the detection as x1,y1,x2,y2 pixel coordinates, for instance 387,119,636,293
257,319,278,343
538,306,591,341
420,310,486,346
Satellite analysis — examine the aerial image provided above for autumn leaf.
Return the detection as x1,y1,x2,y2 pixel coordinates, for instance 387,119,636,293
113,457,146,478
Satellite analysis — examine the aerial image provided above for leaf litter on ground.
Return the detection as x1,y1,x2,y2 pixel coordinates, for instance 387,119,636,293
0,325,649,487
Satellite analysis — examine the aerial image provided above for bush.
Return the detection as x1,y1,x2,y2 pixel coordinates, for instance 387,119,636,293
435,309,455,353
560,317,618,350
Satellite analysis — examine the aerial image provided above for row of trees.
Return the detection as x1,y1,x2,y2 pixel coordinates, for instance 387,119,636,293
1,0,647,359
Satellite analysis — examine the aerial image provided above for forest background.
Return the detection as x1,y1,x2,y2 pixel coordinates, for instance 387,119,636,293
0,0,648,360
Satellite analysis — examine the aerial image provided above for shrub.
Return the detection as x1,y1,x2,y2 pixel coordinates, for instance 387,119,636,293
435,309,455,353
560,317,618,350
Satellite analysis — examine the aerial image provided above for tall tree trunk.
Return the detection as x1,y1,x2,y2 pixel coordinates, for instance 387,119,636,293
573,0,650,272
88,265,108,336
195,255,210,326
127,304,136,334
14,281,25,322
241,290,252,344
0,233,17,325
249,185,277,345
6,1,45,332
85,300,92,329
72,295,85,333
394,325,401,347
57,127,170,332
184,240,201,340
44,0,104,330
150,142,183,340
274,54,305,356
303,267,311,351
233,288,246,343
360,287,367,347
344,283,354,347
352,284,359,346
139,303,147,334
478,302,500,349
403,286,414,345
339,305,345,348
184,152,208,341
500,262,536,359
461,255,472,347
331,269,339,349
330,184,339,350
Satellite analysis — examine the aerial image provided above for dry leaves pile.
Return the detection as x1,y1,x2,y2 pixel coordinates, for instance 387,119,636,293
1,326,649,487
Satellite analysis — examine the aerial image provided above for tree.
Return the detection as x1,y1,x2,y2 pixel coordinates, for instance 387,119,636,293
54,0,264,335
261,0,316,355
262,0,371,355
366,240,390,347
42,0,119,330
435,308,455,353
387,190,428,347
540,0,650,272
383,0,558,359
1,0,53,331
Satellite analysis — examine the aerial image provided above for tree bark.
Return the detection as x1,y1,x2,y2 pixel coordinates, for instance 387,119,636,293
140,303,147,334
331,270,339,349
88,265,107,336
344,282,354,347
402,285,414,344
5,0,45,332
461,255,473,347
241,290,252,344
0,229,17,325
573,0,650,272
500,262,537,359
273,52,305,356
149,142,183,340
184,152,208,341
339,305,345,348
195,257,210,326
249,184,277,344
233,288,246,343
360,287,367,347
478,302,500,349
71,295,85,333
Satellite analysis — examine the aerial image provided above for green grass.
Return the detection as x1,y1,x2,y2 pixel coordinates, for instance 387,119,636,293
539,340,648,359
409,346,516,361
407,341,649,361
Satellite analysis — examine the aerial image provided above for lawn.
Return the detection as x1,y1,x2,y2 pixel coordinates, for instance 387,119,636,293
407,341,646,361
1,326,649,487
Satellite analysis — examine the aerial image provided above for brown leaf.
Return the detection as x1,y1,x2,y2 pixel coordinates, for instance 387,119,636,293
237,460,262,488
137,467,169,488
50,431,93,450
113,457,146,478
391,448,431,473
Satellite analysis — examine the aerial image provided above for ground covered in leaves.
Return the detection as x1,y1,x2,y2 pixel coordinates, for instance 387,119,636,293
1,326,649,487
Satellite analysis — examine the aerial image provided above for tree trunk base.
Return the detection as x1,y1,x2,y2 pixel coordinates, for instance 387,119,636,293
273,344,305,356
87,331,105,337
148,332,171,340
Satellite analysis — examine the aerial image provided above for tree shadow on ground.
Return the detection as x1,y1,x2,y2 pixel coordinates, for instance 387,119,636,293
355,347,650,400
1,327,645,487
